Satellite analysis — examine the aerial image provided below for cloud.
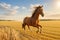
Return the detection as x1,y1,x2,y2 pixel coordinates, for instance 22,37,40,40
0,2,20,15
8,6,19,15
22,6,26,9
48,14,60,17
42,13,60,19
29,4,41,12
0,2,11,9
30,4,40,8
7,10,17,15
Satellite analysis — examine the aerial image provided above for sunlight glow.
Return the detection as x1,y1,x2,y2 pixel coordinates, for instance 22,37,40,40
56,1,60,8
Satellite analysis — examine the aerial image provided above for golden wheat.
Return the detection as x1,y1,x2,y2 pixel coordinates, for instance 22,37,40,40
0,21,60,40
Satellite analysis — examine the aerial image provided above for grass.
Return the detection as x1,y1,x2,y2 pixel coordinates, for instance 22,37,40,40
0,21,60,40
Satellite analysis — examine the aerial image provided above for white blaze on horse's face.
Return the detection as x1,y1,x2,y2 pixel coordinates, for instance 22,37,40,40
38,6,44,17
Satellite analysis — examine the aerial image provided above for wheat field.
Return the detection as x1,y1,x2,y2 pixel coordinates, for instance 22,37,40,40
0,21,60,40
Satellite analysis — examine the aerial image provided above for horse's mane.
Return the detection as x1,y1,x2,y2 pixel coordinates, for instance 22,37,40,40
31,7,39,17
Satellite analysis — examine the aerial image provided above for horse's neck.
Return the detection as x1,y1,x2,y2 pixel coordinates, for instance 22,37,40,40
32,12,40,20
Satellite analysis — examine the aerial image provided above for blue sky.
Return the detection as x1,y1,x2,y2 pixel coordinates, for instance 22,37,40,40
0,0,60,21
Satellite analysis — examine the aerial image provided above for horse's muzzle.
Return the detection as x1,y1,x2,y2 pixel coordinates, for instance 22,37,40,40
41,13,44,17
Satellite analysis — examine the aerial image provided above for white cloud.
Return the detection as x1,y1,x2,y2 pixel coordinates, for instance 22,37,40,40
29,4,41,12
8,10,17,15
22,6,26,9
0,2,20,15
30,4,40,8
13,6,19,10
0,2,20,20
9,6,19,15
0,2,11,9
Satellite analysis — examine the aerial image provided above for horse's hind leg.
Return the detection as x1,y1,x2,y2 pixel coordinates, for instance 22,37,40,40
27,25,32,32
22,23,26,30
27,26,30,30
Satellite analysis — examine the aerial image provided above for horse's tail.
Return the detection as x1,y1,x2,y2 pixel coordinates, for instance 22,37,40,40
22,23,26,30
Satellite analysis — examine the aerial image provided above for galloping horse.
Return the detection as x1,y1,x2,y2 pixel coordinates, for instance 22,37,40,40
22,5,44,33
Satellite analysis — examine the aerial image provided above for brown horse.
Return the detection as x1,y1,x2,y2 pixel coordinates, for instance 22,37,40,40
22,5,44,33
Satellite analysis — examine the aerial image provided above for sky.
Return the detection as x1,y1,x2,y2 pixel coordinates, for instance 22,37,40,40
0,0,60,21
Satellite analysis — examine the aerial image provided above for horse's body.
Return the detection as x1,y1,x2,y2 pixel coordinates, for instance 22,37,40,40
23,17,39,26
22,6,44,33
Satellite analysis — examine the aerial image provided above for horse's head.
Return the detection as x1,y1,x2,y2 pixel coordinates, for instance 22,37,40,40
36,5,44,17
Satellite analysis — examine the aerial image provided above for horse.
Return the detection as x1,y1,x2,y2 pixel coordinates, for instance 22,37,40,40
22,5,44,33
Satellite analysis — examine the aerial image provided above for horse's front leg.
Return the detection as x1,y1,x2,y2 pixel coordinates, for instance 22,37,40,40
37,24,42,33
36,26,39,33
